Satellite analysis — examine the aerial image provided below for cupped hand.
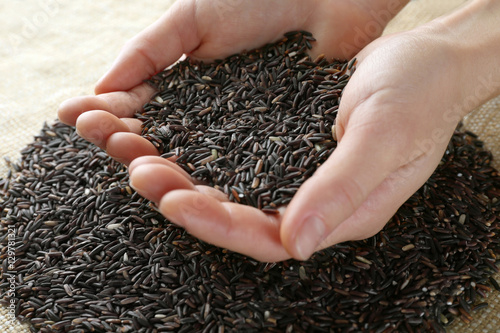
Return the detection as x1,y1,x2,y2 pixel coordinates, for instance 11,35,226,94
127,25,470,262
57,0,401,163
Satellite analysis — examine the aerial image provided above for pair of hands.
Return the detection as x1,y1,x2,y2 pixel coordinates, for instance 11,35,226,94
58,0,467,262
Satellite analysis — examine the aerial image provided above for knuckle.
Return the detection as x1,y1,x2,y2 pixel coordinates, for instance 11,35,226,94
330,176,367,218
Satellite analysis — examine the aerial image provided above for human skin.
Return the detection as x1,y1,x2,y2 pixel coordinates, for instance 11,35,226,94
57,0,500,262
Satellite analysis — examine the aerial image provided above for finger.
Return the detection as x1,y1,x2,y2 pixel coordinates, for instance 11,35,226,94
195,185,229,202
322,152,438,247
129,156,191,182
158,190,290,262
75,110,132,149
280,117,402,260
105,132,159,165
128,156,229,202
129,164,196,203
57,83,155,126
120,118,144,135
95,0,200,94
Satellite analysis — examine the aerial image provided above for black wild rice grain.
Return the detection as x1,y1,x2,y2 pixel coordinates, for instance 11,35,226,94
0,33,499,332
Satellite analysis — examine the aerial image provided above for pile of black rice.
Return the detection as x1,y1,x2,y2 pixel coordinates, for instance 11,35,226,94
0,31,499,333
138,31,352,212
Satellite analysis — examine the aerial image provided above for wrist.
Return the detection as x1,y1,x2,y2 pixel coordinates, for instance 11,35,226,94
331,0,410,58
431,0,500,117
359,0,410,26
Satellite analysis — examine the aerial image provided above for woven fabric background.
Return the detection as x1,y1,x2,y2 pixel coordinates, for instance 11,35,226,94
0,1,498,332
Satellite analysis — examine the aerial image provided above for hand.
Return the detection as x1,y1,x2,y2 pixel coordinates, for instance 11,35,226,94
57,0,406,163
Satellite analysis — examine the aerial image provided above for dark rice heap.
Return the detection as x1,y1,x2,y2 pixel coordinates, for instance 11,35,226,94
0,31,499,333
138,31,352,212
0,123,499,333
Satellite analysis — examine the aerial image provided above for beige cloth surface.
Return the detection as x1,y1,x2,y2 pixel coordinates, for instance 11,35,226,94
0,1,498,332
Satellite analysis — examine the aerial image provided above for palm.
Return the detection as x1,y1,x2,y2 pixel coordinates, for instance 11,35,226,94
188,0,373,61
285,32,463,252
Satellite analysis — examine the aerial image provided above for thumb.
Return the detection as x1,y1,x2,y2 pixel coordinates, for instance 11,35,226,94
95,0,199,94
280,116,402,260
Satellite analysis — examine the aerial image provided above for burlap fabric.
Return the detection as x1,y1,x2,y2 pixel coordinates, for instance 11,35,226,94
0,1,498,332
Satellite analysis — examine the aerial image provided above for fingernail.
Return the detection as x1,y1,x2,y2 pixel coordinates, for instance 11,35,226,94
158,192,188,228
295,216,326,260
128,164,166,203
108,153,129,165
95,74,108,89
129,178,143,193
129,173,150,198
